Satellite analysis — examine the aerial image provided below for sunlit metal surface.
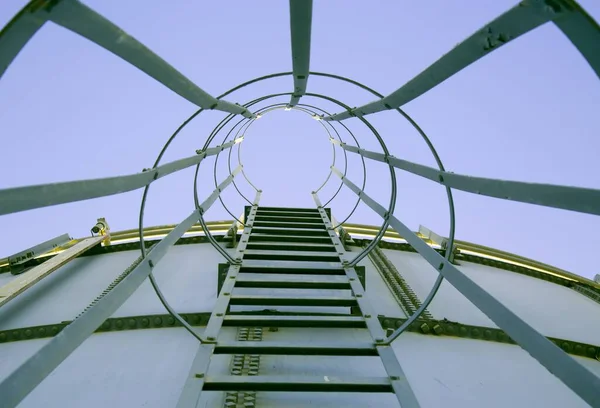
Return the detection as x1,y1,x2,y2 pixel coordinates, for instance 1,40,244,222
0,0,599,407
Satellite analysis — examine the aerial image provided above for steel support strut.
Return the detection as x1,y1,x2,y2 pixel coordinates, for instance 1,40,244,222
0,139,242,216
313,192,421,408
0,170,243,408
331,139,600,216
325,0,600,121
331,168,600,408
176,191,261,408
288,0,313,106
0,0,253,117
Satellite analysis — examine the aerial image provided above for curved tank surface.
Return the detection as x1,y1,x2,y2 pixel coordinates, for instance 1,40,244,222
1,222,599,407
0,0,599,407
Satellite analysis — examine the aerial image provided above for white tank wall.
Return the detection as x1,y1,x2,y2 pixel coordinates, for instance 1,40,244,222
382,249,600,344
0,244,226,331
0,251,139,331
355,247,406,318
3,329,599,408
382,250,496,327
1,242,599,407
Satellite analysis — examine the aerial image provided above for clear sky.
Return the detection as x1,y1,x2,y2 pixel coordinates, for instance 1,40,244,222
0,1,599,280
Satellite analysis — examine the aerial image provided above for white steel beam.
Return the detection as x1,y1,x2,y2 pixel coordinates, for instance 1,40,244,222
288,0,313,106
332,166,600,408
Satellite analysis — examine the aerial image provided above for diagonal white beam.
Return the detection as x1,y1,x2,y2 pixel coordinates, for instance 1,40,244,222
0,139,241,216
0,166,242,408
324,2,576,121
0,0,253,117
332,139,600,216
331,166,600,408
288,0,313,106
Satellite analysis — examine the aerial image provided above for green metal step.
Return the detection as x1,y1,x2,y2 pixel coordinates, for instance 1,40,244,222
248,234,333,244
229,293,357,307
245,241,336,252
256,206,320,213
255,211,323,219
251,227,329,237
213,341,378,356
203,375,393,392
223,314,366,328
243,250,341,262
252,220,326,229
234,273,351,289
240,261,345,274
254,215,323,223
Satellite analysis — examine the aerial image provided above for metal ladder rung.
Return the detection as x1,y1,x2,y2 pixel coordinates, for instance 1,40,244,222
214,340,378,356
255,211,324,218
177,205,418,408
240,262,345,274
229,293,357,307
251,227,329,236
256,206,320,213
203,375,393,393
223,314,366,328
235,273,351,289
245,241,336,252
248,234,333,244
254,215,323,223
243,250,340,262
252,220,326,229
256,211,319,222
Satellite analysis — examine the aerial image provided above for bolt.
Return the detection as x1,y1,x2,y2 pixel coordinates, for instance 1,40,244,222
216,313,223,317
195,373,204,378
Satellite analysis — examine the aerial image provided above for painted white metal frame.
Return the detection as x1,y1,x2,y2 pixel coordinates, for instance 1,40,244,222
325,0,600,120
330,139,600,216
330,166,600,407
288,0,313,106
0,167,242,408
0,1,254,118
176,190,261,408
0,0,598,406
0,139,242,216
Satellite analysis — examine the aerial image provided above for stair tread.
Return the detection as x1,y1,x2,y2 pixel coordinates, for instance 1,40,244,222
253,221,326,229
241,260,343,270
245,242,336,252
251,227,329,237
248,234,333,244
255,215,323,222
236,273,350,287
243,250,340,263
245,249,337,256
223,314,366,328
203,375,392,392
214,340,377,356
255,212,324,219
229,293,356,306
257,206,319,212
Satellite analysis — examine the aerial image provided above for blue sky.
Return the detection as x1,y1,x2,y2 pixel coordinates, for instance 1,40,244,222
0,0,599,280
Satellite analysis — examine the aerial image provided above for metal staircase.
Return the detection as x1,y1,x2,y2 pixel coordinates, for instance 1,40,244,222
177,205,419,407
